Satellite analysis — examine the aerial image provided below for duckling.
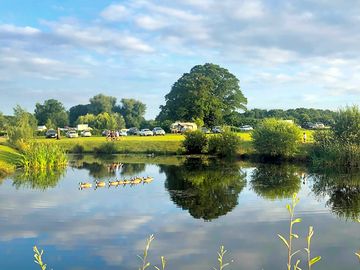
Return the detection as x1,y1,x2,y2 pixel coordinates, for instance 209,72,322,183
79,182,92,189
123,179,131,185
95,180,106,188
108,180,119,187
117,180,125,185
142,176,154,183
131,178,142,184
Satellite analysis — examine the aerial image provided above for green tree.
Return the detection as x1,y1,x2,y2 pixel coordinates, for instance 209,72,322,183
157,63,247,127
34,99,68,127
0,112,7,131
7,106,37,146
115,98,146,128
183,131,208,154
69,104,90,125
252,118,301,157
77,112,125,130
89,94,117,115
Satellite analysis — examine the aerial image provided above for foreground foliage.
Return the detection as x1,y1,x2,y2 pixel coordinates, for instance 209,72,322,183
208,130,241,157
20,142,67,171
182,131,208,154
311,106,360,168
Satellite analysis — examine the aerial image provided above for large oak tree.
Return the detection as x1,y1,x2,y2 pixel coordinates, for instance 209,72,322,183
157,63,247,127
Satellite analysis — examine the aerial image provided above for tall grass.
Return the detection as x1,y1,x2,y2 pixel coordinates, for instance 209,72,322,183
20,142,67,171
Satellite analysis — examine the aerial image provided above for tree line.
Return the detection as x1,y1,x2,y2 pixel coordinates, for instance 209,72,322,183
0,63,340,133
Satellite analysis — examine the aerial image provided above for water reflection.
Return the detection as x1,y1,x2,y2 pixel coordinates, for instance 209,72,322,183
311,169,360,220
162,158,247,221
120,163,146,176
11,169,65,190
250,164,302,200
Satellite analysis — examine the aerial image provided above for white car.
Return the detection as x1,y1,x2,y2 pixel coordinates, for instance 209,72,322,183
119,129,128,136
153,127,165,136
140,129,153,136
81,130,92,137
212,126,222,133
239,125,254,131
66,130,79,138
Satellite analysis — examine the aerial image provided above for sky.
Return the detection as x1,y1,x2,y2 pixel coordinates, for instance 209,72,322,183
0,0,359,119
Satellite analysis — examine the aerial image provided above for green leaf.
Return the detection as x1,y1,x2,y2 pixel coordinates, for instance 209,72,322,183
278,234,289,248
291,233,299,239
292,218,302,225
310,256,321,266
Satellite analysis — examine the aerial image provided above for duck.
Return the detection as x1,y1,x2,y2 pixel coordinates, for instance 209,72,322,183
117,180,125,185
95,180,106,188
79,182,92,189
108,180,119,187
131,178,142,184
123,179,131,185
142,176,154,183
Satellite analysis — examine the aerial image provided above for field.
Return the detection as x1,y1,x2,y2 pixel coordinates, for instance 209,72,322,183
34,130,314,155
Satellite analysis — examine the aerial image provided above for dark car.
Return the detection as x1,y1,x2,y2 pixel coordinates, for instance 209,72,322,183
45,129,57,138
127,127,140,135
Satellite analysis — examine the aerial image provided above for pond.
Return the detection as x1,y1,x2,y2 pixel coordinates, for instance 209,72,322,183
0,155,359,270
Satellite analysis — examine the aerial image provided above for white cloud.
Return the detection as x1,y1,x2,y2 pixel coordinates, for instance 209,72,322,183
135,15,167,30
100,4,129,21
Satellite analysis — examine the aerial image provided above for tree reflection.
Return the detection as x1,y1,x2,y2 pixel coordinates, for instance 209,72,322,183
311,169,360,220
11,168,65,190
161,158,247,221
250,164,302,200
121,163,146,176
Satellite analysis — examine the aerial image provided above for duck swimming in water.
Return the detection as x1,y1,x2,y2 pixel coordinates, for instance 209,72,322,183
131,177,142,184
142,176,154,183
79,182,92,189
108,180,119,187
95,181,106,188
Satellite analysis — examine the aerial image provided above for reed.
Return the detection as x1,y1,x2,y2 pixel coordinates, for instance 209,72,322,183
20,142,67,171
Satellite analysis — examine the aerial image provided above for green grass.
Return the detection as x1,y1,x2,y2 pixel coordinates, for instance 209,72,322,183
0,143,22,176
33,130,314,157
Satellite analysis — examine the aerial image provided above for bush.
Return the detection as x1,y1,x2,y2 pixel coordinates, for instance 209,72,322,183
182,131,208,154
94,142,117,154
252,118,301,157
333,105,360,144
208,131,241,157
71,144,85,153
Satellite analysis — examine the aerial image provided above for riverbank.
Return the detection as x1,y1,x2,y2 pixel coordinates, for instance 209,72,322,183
0,139,22,177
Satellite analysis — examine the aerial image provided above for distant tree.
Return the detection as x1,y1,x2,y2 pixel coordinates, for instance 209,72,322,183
0,112,6,131
157,63,247,127
34,99,68,127
69,104,90,126
115,98,146,128
7,106,37,146
89,94,117,115
76,112,125,130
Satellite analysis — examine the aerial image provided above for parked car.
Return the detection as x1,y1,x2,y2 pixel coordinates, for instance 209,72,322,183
127,127,140,135
119,129,128,136
201,127,210,134
239,125,254,131
45,129,57,138
102,130,110,136
140,129,153,136
66,130,79,138
212,126,222,133
81,130,92,137
153,127,165,136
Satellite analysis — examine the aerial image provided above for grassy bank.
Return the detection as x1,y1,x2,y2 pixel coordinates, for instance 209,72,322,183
0,139,22,177
34,130,314,157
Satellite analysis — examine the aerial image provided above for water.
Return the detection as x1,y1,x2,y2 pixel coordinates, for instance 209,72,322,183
0,155,359,270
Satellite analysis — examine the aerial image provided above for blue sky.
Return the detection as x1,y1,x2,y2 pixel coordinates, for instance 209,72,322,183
0,0,359,118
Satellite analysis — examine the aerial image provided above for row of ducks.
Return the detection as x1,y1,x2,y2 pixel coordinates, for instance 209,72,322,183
79,176,154,189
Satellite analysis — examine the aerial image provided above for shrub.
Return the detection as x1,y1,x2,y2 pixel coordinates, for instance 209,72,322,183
333,105,360,144
94,142,117,154
71,143,85,153
182,131,208,154
252,118,301,157
208,131,241,157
